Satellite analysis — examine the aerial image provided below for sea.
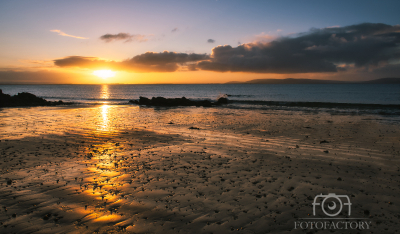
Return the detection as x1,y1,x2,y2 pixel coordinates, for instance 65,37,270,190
1,84,400,117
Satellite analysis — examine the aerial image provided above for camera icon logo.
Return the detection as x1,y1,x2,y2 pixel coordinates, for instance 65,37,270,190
312,193,352,217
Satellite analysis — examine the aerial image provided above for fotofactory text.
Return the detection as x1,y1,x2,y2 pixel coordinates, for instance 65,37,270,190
294,193,371,230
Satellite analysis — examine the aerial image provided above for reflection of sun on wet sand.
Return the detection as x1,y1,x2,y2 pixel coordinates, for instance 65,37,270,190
0,105,400,233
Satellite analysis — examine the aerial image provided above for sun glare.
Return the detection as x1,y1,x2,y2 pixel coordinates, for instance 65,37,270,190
93,70,116,79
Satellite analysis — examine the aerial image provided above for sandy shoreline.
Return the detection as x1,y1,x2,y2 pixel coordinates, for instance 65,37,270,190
0,105,399,233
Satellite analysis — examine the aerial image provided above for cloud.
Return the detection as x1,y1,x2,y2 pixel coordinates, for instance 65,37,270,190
207,39,215,43
50,29,88,39
54,56,113,69
53,51,209,72
99,33,149,43
196,23,400,73
171,28,178,33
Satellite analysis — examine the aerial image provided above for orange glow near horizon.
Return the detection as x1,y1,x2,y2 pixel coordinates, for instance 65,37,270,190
50,67,299,84
21,67,339,84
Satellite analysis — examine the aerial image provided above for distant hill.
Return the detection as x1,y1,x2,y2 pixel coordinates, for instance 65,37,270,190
226,78,400,84
360,78,400,84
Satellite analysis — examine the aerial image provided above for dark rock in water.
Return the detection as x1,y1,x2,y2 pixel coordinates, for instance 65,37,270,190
196,100,213,107
139,96,151,105
217,97,228,104
130,96,228,107
0,90,73,107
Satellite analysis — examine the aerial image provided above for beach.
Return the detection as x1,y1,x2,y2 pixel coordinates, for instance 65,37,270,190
2,0,400,232
0,105,399,233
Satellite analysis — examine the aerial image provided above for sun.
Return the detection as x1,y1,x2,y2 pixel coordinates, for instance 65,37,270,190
93,70,116,79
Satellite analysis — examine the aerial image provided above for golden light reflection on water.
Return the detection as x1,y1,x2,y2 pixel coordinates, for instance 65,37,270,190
75,106,230,226
100,105,109,132
78,141,129,225
100,84,109,100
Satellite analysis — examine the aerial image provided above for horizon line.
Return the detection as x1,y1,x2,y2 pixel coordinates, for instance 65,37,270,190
0,77,399,85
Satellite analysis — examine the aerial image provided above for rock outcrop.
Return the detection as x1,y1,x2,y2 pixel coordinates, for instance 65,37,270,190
0,89,71,107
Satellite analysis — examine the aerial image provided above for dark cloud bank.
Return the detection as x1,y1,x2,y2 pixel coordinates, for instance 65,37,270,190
54,23,400,75
198,23,400,73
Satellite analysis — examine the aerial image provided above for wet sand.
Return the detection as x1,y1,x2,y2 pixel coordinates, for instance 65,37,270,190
0,105,399,233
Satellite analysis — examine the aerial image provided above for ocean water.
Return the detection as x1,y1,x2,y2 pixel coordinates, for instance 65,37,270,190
1,84,399,116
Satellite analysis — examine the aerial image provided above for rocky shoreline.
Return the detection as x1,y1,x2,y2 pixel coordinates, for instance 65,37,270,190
0,89,72,107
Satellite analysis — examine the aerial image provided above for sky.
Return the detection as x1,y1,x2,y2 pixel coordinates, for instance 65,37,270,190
0,0,399,84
